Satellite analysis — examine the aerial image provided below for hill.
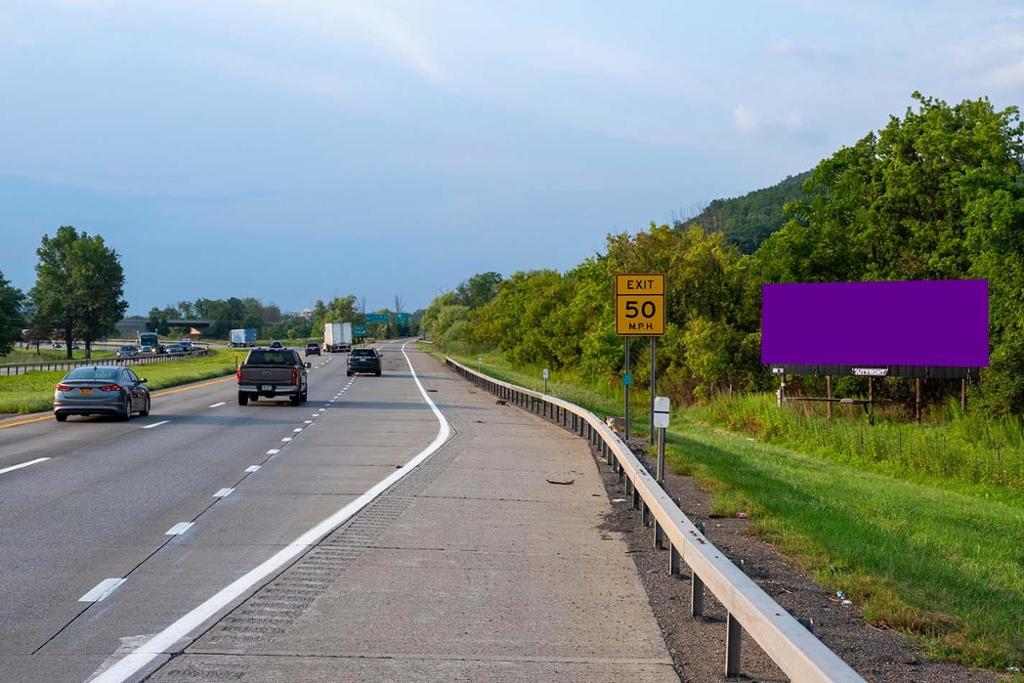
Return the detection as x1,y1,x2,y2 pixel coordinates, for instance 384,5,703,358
679,171,810,253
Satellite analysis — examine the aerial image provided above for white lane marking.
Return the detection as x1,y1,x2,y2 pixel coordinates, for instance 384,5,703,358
292,428,303,433
91,340,451,683
141,420,170,430
244,465,261,473
165,522,193,536
304,420,312,424
266,449,280,455
281,437,292,442
208,402,226,408
0,457,50,476
318,409,325,412
212,488,234,498
79,578,126,603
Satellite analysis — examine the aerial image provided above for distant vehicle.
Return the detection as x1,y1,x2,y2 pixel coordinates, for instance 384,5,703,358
180,336,192,343
229,328,257,348
156,344,168,355
365,337,376,344
165,344,186,354
51,342,63,349
116,345,139,359
304,342,320,356
137,331,159,349
179,340,193,351
268,340,284,349
53,365,150,422
347,348,382,377
237,348,310,406
140,345,156,355
71,342,81,350
323,322,352,353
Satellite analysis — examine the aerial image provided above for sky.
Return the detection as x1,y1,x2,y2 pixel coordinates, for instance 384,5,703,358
1,1,1023,315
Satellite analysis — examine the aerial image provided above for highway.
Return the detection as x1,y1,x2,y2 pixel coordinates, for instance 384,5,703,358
0,341,444,682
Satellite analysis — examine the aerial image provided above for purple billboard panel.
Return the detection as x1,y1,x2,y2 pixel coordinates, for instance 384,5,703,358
761,280,989,367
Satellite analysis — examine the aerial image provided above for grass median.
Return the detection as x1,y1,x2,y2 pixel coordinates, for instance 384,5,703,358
433,345,1024,670
0,349,248,415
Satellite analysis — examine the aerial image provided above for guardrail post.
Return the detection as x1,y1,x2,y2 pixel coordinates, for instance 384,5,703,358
691,575,705,616
631,482,640,510
641,501,650,526
653,519,663,549
669,543,681,575
726,613,742,677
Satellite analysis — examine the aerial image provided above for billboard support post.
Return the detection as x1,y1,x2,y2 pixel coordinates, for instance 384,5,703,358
915,378,922,422
961,378,967,411
826,375,833,420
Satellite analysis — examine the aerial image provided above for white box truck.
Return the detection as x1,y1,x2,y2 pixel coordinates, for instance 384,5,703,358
323,323,353,353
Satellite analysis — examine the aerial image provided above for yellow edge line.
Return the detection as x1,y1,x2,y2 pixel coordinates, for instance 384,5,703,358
0,374,235,430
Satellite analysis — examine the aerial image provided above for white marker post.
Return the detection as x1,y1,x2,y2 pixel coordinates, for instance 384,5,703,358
542,368,549,394
653,396,670,483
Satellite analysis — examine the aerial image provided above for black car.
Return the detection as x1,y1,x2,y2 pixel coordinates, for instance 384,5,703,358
347,348,381,376
304,342,320,356
269,340,284,349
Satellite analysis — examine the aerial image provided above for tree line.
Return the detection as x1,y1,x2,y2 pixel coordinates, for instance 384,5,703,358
422,94,1024,415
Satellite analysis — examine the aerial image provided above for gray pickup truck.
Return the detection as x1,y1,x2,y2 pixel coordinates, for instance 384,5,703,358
237,348,310,406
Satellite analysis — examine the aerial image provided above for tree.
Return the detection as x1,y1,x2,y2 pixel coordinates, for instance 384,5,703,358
454,272,503,309
32,226,128,359
0,270,24,356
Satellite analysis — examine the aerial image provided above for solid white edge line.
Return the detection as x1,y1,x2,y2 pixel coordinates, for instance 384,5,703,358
141,420,170,430
91,340,450,683
0,457,50,476
165,522,194,536
79,578,126,603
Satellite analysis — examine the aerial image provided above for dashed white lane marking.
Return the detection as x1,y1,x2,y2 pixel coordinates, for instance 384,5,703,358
79,578,126,603
212,488,234,498
318,408,325,412
141,420,170,429
266,449,280,455
281,437,292,442
92,340,451,683
292,427,303,433
244,465,261,473
165,522,193,536
0,457,50,476
304,420,312,424
208,402,226,408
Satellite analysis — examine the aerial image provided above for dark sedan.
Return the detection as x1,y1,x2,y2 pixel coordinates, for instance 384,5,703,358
304,342,320,356
53,366,151,421
347,348,381,376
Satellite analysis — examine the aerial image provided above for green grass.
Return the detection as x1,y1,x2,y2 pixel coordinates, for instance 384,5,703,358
0,349,247,415
1,347,115,363
435,345,1024,670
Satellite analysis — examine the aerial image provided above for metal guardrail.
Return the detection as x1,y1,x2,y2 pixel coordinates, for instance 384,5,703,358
445,355,865,683
0,349,211,376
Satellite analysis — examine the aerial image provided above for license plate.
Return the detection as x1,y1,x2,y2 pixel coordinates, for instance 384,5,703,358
79,388,92,395
261,385,272,391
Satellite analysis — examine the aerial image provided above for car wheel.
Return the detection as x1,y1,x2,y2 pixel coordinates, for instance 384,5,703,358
238,391,249,406
346,370,353,376
375,370,381,376
119,397,131,421
139,397,150,417
289,394,302,406
55,412,68,422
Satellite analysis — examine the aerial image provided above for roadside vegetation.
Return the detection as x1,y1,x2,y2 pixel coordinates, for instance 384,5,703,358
0,349,246,415
420,94,1024,671
0,347,116,364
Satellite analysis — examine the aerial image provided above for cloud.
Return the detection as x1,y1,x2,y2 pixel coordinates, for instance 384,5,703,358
733,104,759,132
988,58,1024,87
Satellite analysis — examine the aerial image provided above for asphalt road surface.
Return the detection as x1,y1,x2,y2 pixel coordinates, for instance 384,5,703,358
0,341,441,682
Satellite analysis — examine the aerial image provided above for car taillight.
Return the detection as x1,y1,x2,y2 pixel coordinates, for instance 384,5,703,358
55,383,72,391
99,384,122,392
291,367,298,383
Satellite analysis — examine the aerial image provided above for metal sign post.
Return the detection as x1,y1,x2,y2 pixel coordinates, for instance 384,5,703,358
542,367,549,394
615,274,666,446
649,337,656,444
653,396,670,483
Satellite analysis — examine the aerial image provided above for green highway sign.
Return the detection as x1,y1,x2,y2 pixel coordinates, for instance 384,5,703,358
365,313,389,324
354,324,367,336
395,312,410,325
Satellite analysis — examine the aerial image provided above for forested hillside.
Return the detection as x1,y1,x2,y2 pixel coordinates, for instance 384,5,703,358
680,171,810,253
423,93,1024,416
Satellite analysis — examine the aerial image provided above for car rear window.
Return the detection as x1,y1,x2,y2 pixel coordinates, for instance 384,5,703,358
351,349,376,357
66,367,121,381
246,350,296,365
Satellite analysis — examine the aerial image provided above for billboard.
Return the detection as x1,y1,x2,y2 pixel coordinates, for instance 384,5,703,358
761,280,989,369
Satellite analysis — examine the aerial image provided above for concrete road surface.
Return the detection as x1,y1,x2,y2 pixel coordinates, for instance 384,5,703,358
0,344,676,682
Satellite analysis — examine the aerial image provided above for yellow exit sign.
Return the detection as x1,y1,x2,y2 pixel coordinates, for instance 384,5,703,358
615,274,665,336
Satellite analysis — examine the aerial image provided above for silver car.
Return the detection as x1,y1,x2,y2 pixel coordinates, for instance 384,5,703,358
54,366,151,422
